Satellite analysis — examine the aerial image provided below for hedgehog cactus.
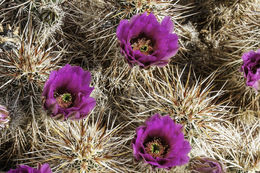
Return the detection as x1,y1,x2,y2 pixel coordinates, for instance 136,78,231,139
0,0,259,172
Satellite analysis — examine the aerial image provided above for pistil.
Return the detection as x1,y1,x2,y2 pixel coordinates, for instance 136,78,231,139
56,93,73,108
145,138,167,158
132,37,154,55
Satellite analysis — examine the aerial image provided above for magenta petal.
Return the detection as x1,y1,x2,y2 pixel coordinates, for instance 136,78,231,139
44,98,58,115
7,164,52,173
116,13,179,68
38,164,52,173
161,16,173,33
7,165,34,173
132,114,191,169
80,96,96,110
241,49,260,90
42,64,96,120
164,34,179,58
132,126,146,160
116,20,130,41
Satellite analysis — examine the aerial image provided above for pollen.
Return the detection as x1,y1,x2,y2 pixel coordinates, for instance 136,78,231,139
132,38,154,55
145,138,167,158
56,93,73,108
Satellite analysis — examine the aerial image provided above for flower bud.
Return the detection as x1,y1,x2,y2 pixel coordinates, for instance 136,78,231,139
0,105,10,130
189,157,225,173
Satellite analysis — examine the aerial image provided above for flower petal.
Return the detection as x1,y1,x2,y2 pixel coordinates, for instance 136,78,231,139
116,13,179,68
132,114,191,169
42,64,96,120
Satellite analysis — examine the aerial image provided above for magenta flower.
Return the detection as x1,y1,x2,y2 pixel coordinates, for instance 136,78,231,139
189,157,225,173
241,49,260,90
7,163,52,173
0,105,10,130
116,13,179,68
132,113,191,169
42,64,96,120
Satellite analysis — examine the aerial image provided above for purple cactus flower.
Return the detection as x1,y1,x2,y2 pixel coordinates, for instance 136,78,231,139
116,13,179,68
189,157,225,173
0,105,10,130
7,163,52,173
42,64,96,120
132,113,191,169
241,49,260,90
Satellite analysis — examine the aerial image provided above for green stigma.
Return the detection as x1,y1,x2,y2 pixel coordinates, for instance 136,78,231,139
151,144,160,154
145,138,166,158
140,45,148,52
62,93,72,102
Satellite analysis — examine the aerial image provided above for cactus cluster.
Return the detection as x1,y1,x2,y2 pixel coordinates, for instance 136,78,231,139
0,0,259,172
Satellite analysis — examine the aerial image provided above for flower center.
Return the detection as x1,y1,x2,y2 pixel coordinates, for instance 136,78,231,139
151,143,160,154
145,138,167,158
56,93,73,108
62,93,72,102
131,37,154,55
